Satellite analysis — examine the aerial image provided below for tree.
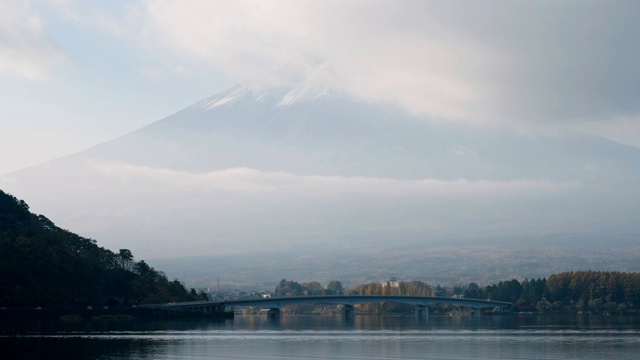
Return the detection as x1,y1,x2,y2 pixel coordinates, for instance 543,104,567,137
134,260,152,277
119,249,134,270
464,282,482,299
326,280,343,295
275,279,303,297
198,289,209,301
302,281,323,295
434,285,447,297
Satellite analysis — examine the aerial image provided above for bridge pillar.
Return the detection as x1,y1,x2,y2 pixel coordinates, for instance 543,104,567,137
342,305,356,320
415,305,428,319
267,308,281,320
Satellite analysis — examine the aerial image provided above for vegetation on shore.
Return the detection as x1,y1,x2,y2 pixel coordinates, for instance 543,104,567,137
274,274,640,315
0,190,205,309
482,272,640,313
3,188,639,317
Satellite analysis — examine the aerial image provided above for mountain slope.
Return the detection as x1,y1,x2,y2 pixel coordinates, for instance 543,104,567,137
77,81,640,181
2,80,639,269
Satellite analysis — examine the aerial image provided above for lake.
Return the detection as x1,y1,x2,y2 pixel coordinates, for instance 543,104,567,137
2,314,639,359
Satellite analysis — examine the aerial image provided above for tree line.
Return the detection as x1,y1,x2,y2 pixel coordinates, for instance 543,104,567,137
349,280,433,313
275,279,344,297
274,272,640,314
0,190,205,308
482,272,640,313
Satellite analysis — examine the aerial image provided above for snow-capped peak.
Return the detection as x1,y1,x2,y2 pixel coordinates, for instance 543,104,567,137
190,63,341,111
200,86,248,110
276,63,340,107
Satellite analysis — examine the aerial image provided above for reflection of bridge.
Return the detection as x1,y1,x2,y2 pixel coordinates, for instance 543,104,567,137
141,295,512,319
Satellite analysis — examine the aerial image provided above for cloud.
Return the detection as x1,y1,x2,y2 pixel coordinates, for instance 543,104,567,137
117,0,640,128
121,0,486,119
578,116,640,149
92,162,575,198
0,1,65,80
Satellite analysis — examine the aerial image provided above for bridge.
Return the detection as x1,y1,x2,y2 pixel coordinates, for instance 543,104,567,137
141,295,512,319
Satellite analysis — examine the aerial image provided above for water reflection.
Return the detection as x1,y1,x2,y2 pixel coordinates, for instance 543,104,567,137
2,314,640,360
238,314,517,331
0,317,236,334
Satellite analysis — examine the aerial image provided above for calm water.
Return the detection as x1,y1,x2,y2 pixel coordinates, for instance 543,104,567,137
2,314,640,359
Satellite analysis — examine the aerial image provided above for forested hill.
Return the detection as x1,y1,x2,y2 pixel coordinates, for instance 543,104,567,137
0,189,203,307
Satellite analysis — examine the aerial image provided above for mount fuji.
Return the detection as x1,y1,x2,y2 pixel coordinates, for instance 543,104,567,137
3,77,640,284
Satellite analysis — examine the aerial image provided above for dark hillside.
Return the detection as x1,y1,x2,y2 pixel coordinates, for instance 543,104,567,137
0,189,202,307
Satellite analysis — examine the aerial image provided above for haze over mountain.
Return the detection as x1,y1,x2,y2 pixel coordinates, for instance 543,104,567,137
2,71,640,284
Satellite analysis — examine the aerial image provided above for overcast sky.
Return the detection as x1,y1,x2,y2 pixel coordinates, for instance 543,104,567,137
1,0,639,175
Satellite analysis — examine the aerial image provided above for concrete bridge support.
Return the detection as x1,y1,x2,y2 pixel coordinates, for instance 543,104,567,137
267,308,281,320
342,305,356,319
415,305,428,319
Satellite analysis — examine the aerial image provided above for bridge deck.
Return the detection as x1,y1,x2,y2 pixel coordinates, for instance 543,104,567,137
142,295,512,312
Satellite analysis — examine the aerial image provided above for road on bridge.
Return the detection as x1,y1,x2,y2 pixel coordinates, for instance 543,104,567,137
142,295,512,319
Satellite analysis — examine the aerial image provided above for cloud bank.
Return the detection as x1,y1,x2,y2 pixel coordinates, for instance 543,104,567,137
121,0,640,130
93,162,575,198
3,0,640,156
